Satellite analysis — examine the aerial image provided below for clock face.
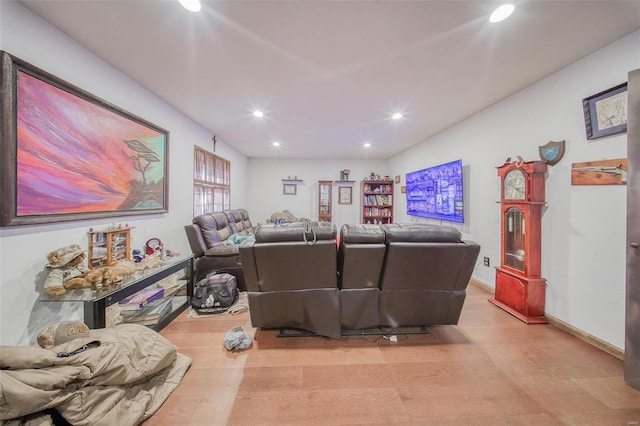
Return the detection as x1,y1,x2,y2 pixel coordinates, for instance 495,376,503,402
504,169,526,200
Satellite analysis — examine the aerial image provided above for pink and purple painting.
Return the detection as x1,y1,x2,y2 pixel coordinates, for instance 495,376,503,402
10,68,167,223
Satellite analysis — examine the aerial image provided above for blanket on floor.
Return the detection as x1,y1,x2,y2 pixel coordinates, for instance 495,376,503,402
0,323,191,426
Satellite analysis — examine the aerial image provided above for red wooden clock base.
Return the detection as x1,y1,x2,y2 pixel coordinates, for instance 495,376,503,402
489,267,548,324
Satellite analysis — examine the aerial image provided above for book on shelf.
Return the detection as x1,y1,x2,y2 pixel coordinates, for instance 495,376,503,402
121,298,173,325
162,280,188,298
118,287,164,311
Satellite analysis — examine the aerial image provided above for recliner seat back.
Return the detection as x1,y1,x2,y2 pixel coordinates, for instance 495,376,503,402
378,223,480,327
337,224,386,329
223,208,254,235
338,224,386,289
239,222,341,338
193,211,234,248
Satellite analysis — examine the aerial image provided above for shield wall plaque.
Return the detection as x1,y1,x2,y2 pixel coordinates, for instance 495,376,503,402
538,140,566,165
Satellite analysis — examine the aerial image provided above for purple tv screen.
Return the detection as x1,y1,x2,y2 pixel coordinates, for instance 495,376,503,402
406,159,464,223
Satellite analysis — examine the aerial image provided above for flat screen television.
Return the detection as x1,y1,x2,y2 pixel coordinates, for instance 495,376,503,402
406,159,464,223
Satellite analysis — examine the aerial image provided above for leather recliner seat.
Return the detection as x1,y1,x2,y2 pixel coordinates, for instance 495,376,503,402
239,221,341,338
238,222,480,338
378,223,480,328
338,223,386,330
184,208,255,290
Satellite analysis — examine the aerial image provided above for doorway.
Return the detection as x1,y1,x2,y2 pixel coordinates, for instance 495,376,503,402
625,68,640,390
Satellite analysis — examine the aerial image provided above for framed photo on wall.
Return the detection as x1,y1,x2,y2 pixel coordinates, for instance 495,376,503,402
338,186,352,204
283,183,297,195
582,82,628,140
0,50,169,227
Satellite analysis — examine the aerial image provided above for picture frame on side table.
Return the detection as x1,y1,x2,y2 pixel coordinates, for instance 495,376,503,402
283,183,297,195
338,186,352,204
0,50,169,227
582,82,628,140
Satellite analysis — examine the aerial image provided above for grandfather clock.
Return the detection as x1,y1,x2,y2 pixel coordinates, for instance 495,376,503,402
489,159,548,324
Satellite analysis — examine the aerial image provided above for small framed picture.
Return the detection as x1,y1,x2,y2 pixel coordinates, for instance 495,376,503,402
401,186,406,194
283,183,297,195
395,175,401,183
582,82,628,140
338,186,352,204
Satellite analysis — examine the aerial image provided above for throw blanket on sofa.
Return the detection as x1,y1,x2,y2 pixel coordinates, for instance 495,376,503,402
0,324,191,426
224,233,255,246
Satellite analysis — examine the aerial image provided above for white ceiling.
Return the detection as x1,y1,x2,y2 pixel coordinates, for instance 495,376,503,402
20,0,640,159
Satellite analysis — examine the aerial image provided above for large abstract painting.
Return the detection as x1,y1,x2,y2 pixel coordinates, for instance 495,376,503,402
0,51,169,226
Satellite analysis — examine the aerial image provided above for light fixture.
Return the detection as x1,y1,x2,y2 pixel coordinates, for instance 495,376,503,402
253,110,264,118
392,113,403,120
490,4,515,23
363,142,372,148
272,141,280,147
179,0,201,12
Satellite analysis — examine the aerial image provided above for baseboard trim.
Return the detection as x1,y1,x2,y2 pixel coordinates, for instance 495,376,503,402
545,314,624,360
470,278,493,294
469,278,624,361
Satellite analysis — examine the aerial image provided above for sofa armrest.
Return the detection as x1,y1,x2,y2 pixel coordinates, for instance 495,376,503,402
239,245,260,292
454,240,481,290
184,224,207,258
204,244,240,257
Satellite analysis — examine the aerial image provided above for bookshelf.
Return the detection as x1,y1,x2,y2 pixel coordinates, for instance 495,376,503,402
361,180,393,224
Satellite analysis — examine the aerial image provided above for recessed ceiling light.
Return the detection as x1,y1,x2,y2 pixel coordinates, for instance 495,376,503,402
272,141,280,147
363,142,372,148
490,4,515,23
392,113,403,120
178,0,201,12
253,110,264,118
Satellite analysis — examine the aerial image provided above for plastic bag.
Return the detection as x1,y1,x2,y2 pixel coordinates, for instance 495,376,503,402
223,325,252,351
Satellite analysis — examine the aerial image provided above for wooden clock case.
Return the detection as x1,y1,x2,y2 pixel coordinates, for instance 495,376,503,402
489,160,549,324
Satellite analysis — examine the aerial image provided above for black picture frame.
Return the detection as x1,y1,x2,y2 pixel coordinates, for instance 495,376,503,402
0,50,169,227
582,82,628,140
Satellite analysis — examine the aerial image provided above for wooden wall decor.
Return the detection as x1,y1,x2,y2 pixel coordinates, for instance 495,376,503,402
571,158,627,185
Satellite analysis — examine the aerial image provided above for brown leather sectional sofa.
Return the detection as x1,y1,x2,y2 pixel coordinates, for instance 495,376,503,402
184,208,255,290
239,221,481,338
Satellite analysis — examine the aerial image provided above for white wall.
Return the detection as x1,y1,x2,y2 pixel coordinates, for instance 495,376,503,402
390,29,640,350
246,158,389,230
0,1,248,345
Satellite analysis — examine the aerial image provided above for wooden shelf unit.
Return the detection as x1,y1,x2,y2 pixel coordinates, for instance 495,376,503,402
361,180,393,224
88,226,132,269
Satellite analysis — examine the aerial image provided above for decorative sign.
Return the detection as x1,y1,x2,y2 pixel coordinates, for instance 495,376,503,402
571,158,627,185
538,140,566,165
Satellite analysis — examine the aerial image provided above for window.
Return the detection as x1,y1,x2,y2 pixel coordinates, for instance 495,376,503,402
193,147,230,216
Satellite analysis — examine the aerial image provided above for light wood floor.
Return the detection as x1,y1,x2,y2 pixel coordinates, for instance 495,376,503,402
146,284,640,425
